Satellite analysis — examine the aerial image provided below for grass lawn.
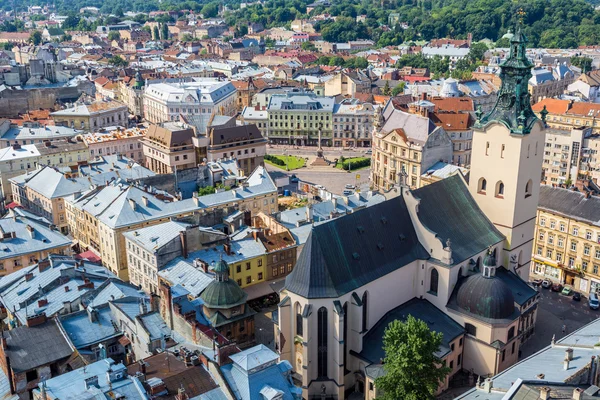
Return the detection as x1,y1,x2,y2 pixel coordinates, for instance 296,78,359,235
335,157,371,171
265,155,306,170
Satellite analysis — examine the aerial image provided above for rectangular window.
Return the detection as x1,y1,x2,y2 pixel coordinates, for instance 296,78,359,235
258,272,263,280
246,276,251,284
573,227,579,236
540,217,546,226
550,220,556,229
571,241,577,251
585,246,590,256
246,262,251,270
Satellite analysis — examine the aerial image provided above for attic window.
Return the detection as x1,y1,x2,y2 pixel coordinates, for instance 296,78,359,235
352,252,360,260
377,243,384,250
380,216,387,224
357,226,364,234
399,234,406,241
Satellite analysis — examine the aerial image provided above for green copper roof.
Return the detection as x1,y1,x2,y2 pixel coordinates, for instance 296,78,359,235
213,259,229,274
474,26,538,135
201,279,247,309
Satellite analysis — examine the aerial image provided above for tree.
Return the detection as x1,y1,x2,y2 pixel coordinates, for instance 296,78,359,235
571,56,593,73
61,15,81,30
392,82,406,96
152,26,160,40
161,23,169,40
108,55,128,67
60,33,72,42
181,33,194,42
382,80,391,96
108,31,121,41
301,41,316,51
114,7,124,18
29,31,42,45
375,316,451,400
201,3,219,18
468,42,488,63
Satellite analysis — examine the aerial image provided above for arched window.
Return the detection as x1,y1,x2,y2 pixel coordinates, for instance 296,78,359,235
429,268,439,295
362,292,368,332
295,302,303,336
317,307,328,378
507,326,515,341
496,181,504,198
478,177,487,193
525,179,532,198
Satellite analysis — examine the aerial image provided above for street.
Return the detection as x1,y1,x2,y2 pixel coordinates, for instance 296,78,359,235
519,287,599,358
265,164,372,195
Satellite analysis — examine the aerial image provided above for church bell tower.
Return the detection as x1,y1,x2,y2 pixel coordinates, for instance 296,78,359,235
468,22,546,280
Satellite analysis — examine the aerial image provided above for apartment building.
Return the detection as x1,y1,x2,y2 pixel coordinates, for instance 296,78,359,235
332,99,374,148
0,209,72,276
527,64,575,103
532,99,600,133
82,126,146,164
539,126,600,185
532,185,600,296
143,78,237,130
13,158,154,234
371,101,453,190
65,166,277,280
142,122,197,174
50,100,129,131
0,122,80,149
0,139,89,203
206,118,267,176
117,71,145,118
266,92,335,146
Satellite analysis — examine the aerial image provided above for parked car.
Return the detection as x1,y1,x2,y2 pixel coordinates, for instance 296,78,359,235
532,279,543,287
365,149,372,155
551,283,563,292
345,184,356,190
541,279,552,289
561,286,572,296
572,292,582,301
590,293,600,310
342,189,354,195
315,185,325,190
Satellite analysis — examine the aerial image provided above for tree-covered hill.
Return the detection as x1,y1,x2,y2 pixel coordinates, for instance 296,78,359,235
5,0,600,48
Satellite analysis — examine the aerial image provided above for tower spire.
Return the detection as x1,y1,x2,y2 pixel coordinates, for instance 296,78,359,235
475,10,538,135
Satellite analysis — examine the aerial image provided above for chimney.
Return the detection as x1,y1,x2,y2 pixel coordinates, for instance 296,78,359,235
139,299,147,315
305,204,313,222
540,387,551,400
141,196,148,206
139,360,147,375
483,378,492,393
224,243,231,256
26,312,47,327
38,260,50,273
128,198,136,210
87,306,98,323
573,388,584,400
332,197,337,210
64,285,70,292
192,192,199,206
25,272,33,281
180,231,188,259
253,230,258,242
85,376,99,390
421,92,427,101
564,356,570,370
37,299,48,308
0,337,6,350
566,348,574,361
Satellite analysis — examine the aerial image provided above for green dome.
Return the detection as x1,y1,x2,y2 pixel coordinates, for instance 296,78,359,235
200,279,247,309
483,251,496,267
213,259,229,274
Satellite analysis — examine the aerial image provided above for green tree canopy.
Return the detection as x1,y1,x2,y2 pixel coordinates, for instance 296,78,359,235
29,31,43,45
571,56,592,72
301,41,316,51
201,3,219,18
108,55,128,67
108,31,121,41
374,316,451,400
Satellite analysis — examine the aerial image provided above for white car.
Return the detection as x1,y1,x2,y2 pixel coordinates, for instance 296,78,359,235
342,189,354,195
345,184,356,190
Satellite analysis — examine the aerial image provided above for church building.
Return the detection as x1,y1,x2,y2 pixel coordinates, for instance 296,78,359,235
275,26,545,400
